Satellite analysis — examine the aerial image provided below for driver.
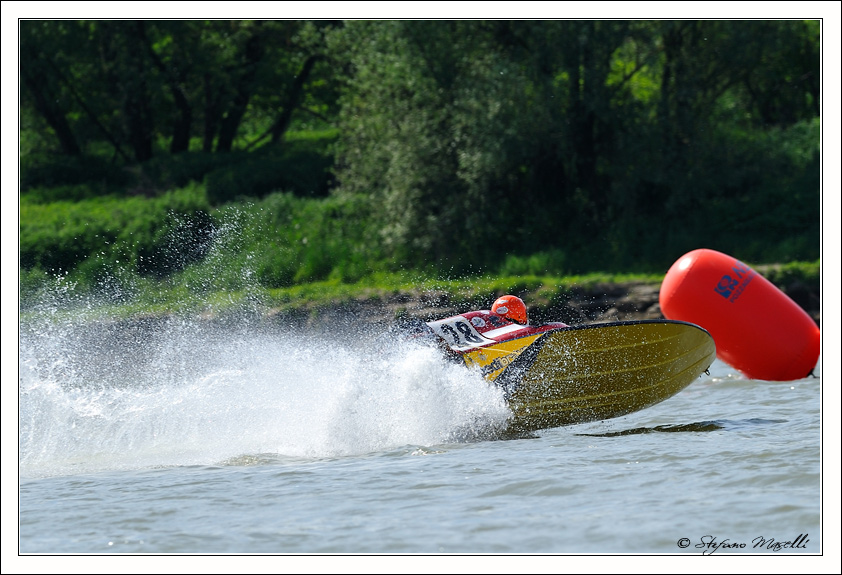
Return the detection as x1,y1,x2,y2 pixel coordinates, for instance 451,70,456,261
491,295,528,325
395,294,538,359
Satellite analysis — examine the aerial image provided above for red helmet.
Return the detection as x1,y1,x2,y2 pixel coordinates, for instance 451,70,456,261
492,295,528,325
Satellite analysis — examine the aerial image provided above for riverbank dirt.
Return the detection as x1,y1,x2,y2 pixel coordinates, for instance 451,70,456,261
267,278,820,331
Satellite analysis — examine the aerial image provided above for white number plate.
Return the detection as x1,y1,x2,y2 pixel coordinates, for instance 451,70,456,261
426,317,496,351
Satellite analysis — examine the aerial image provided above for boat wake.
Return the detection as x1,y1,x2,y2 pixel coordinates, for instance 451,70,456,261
574,418,788,437
19,315,511,478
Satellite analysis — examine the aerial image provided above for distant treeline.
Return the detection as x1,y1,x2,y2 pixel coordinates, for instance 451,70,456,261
20,20,820,289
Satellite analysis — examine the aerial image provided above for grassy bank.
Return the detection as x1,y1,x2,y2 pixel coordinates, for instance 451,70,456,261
20,159,820,326
20,259,820,330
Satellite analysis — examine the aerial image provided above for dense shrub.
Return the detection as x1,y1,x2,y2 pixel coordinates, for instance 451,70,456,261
19,184,212,283
205,137,336,205
20,153,134,198
138,152,226,192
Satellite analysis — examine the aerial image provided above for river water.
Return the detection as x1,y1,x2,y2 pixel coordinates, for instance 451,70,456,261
13,308,832,564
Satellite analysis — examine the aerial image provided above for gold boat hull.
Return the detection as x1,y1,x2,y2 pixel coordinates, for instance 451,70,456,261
461,320,716,432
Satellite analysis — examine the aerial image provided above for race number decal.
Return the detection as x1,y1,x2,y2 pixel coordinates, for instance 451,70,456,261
426,316,496,351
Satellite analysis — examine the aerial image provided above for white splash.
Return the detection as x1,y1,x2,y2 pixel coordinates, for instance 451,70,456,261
19,316,511,478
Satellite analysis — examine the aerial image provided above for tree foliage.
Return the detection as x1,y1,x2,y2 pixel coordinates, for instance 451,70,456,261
20,20,820,282
20,20,337,161
328,20,819,273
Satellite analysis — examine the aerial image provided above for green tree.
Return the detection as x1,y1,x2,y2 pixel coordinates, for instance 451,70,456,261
20,20,338,162
329,20,819,273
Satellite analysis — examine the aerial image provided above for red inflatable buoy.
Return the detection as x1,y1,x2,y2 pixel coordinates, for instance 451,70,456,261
659,249,819,381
